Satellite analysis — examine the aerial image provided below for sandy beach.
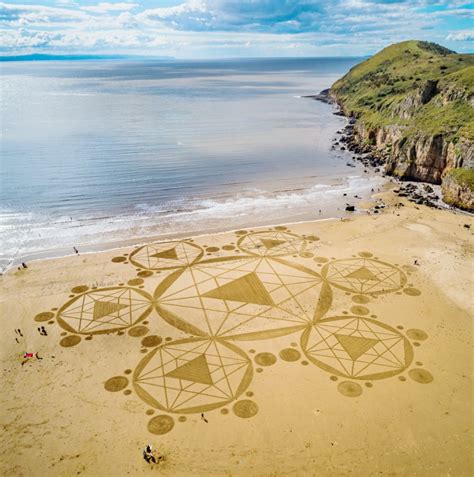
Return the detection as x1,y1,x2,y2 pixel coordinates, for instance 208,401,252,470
1,190,473,477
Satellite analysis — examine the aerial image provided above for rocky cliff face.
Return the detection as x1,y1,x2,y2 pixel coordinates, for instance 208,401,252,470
330,40,474,210
350,121,473,184
442,171,474,211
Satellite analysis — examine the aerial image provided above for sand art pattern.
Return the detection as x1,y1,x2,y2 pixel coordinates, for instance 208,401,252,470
33,227,431,435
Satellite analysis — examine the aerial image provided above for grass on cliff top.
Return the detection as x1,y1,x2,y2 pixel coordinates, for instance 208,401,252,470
445,168,474,192
332,40,474,141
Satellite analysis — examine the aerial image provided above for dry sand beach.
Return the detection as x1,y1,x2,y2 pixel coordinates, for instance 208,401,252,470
1,190,473,477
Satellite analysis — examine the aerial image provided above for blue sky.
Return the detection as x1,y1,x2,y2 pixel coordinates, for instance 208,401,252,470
1,0,473,57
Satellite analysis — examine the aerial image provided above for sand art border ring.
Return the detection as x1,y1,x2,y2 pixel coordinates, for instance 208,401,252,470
56,287,154,335
129,240,204,271
321,258,407,295
236,231,308,257
301,316,414,380
153,255,331,340
133,337,253,414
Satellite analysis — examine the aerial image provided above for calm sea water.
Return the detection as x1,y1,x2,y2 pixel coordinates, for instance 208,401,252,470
0,57,383,270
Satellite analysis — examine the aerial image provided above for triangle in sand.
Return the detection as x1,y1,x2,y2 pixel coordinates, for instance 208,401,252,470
346,266,379,281
203,272,275,306
165,354,213,385
151,247,178,260
93,301,129,320
336,334,379,361
260,238,286,250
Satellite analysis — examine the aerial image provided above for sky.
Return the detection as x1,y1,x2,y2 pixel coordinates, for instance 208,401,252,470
1,0,473,57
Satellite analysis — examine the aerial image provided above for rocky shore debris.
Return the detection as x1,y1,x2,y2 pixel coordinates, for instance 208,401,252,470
393,183,441,207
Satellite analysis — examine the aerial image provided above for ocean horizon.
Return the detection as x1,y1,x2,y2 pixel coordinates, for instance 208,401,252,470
0,57,383,270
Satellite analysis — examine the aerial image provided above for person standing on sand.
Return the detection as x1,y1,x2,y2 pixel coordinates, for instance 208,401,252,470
73,246,79,255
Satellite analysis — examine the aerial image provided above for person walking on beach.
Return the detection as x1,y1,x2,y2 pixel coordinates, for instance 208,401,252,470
143,444,158,464
73,246,79,255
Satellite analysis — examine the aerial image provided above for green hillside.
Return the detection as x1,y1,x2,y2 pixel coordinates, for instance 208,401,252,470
331,40,474,142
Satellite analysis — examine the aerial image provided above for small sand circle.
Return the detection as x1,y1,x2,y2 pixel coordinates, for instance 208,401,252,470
220,408,229,415
137,270,153,278
306,235,319,241
256,368,263,373
59,335,81,347
206,247,220,252
124,369,132,375
104,376,129,392
141,335,163,347
127,278,144,286
35,312,54,322
301,361,309,366
222,245,235,251
403,287,421,296
111,256,126,263
71,285,89,294
233,400,259,418
330,376,338,382
147,415,175,435
300,251,314,258
235,230,248,235
246,391,254,397
409,368,433,384
358,251,373,258
337,381,362,397
254,352,277,366
274,226,287,231
406,329,428,341
352,295,369,304
399,376,406,382
178,416,187,423
146,409,155,415
279,348,301,362
128,326,149,337
350,305,369,316
123,390,132,396
313,257,329,263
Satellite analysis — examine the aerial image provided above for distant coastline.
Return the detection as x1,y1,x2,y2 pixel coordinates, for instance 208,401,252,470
0,53,174,62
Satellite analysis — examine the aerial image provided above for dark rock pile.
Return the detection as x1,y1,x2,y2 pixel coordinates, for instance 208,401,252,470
393,183,441,208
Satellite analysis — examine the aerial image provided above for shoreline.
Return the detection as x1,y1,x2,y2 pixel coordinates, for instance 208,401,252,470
2,172,387,274
1,213,355,275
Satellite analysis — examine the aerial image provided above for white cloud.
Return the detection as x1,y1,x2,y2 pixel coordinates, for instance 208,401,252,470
81,3,138,14
447,30,474,41
0,0,472,56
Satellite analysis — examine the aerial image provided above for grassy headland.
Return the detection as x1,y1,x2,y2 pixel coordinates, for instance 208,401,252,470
330,40,474,210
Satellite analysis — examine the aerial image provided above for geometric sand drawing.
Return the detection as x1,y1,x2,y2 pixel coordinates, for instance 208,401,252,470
322,258,407,295
237,231,307,257
154,256,332,340
301,316,413,380
33,226,431,435
133,338,252,413
129,241,204,270
56,287,153,335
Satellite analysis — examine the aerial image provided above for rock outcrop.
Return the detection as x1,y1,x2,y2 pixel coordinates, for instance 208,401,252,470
441,169,474,210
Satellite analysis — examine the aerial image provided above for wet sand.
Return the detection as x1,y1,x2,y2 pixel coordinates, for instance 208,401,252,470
1,190,473,476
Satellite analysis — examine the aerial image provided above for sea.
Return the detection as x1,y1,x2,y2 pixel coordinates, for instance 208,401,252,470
0,57,385,271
